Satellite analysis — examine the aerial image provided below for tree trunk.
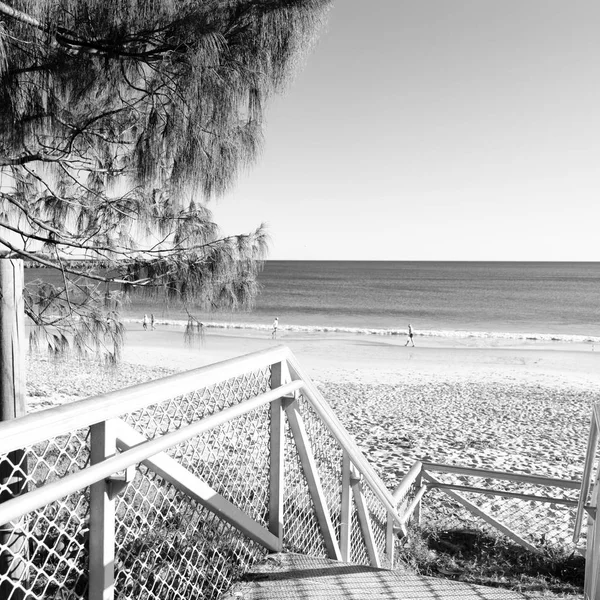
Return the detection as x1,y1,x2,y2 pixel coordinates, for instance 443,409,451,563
0,258,28,600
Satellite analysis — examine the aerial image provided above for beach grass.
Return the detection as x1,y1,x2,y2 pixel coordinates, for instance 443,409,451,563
400,525,584,598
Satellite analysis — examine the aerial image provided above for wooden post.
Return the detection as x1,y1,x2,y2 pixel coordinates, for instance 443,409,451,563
0,258,28,600
413,470,423,525
340,451,352,562
350,465,380,568
89,420,117,600
385,512,395,566
584,481,600,600
268,362,287,542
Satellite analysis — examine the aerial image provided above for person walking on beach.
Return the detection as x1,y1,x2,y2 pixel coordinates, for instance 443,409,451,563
143,314,149,330
405,323,415,347
272,317,279,339
150,313,155,330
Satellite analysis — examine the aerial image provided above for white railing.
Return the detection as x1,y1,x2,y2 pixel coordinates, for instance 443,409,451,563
0,346,410,600
574,403,600,600
1,346,596,600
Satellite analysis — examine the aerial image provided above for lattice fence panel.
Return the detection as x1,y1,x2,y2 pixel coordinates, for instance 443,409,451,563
349,503,370,565
422,471,580,549
361,482,392,567
0,428,91,599
295,393,345,543
112,368,275,600
281,411,328,558
114,467,267,600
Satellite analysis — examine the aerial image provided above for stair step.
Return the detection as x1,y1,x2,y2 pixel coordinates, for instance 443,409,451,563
221,553,526,599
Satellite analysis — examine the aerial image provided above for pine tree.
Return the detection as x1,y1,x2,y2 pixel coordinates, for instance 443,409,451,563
0,0,330,359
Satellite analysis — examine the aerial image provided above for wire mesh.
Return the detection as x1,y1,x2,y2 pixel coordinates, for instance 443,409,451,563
294,393,345,544
1,357,591,600
421,469,581,550
0,429,91,599
281,405,328,558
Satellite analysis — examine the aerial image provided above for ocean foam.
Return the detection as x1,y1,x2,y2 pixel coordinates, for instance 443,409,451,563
122,318,600,344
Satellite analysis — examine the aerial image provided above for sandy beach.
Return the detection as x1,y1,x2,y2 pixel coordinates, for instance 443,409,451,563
26,323,600,488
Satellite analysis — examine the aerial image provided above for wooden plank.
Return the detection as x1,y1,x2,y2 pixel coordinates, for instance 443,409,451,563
386,511,395,565
285,400,342,561
116,422,282,552
424,472,538,553
400,484,428,525
269,360,293,540
392,461,423,502
428,483,579,506
413,471,423,524
340,451,352,562
584,482,599,600
0,380,304,526
0,345,296,455
89,420,116,600
423,461,582,490
573,415,598,542
351,466,380,568
268,396,285,540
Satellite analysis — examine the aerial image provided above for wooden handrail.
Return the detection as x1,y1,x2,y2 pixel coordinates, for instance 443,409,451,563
285,353,402,526
422,462,581,490
0,345,292,455
0,379,303,525
392,461,423,502
573,409,599,542
426,482,579,506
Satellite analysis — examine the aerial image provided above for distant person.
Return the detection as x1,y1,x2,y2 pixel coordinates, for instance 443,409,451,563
150,313,155,330
404,323,415,347
272,317,279,339
143,314,148,330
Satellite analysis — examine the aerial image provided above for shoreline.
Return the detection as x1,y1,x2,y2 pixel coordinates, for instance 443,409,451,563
119,323,600,388
122,316,600,344
25,322,600,489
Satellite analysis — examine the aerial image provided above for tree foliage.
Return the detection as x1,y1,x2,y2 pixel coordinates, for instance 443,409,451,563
0,0,330,359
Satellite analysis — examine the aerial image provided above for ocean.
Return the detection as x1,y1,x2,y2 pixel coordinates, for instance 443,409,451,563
25,261,600,342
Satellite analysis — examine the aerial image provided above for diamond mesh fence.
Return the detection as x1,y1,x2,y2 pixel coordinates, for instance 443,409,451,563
1,358,593,600
0,428,91,600
418,468,582,550
0,359,411,600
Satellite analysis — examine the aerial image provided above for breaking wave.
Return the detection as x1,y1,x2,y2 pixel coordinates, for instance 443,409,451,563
122,318,600,344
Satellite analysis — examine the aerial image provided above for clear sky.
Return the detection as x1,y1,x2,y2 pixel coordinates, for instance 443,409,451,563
209,0,600,261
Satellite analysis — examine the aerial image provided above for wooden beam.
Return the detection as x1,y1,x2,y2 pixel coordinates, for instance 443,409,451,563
0,258,27,600
0,380,304,526
285,356,402,527
574,415,599,542
400,485,428,525
340,451,352,562
285,400,342,561
392,461,423,502
351,466,380,568
0,345,297,456
584,481,600,600
423,462,581,489
268,397,285,540
424,472,538,553
269,361,289,541
427,483,579,506
116,422,282,552
89,420,117,600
